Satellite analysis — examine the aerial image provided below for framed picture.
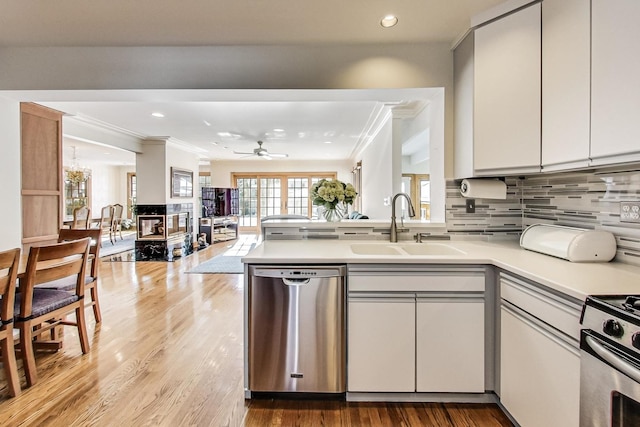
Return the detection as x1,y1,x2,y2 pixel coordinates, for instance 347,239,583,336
171,167,193,198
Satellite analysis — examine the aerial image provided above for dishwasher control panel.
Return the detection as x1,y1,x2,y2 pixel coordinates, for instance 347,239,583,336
252,266,346,279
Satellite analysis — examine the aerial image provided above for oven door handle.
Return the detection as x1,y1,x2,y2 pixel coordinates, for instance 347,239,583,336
585,335,640,383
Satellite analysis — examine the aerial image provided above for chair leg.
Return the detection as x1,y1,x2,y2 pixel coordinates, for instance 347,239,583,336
1,330,21,397
90,285,102,323
18,322,38,387
76,305,90,354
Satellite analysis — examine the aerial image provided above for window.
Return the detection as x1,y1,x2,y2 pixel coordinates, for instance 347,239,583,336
199,172,211,188
402,174,430,220
233,172,337,230
127,173,136,219
64,178,90,219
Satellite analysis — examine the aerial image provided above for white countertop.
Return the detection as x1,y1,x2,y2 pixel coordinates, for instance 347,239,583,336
242,239,640,301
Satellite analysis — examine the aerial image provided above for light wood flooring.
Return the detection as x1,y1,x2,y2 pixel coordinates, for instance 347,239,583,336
0,238,513,426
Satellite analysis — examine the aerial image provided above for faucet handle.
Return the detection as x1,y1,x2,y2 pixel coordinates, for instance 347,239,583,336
414,232,429,243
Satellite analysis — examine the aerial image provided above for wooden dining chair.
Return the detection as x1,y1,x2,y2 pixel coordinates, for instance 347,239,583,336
0,248,21,397
71,206,91,229
111,203,124,242
15,237,91,387
93,205,114,245
38,228,103,323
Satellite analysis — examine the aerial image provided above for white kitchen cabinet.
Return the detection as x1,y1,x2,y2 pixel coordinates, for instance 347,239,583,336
499,273,581,427
347,265,486,395
348,295,415,392
541,0,591,171
590,0,640,166
416,296,484,392
473,3,541,175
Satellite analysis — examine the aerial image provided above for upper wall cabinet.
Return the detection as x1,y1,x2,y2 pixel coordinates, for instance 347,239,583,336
590,0,640,166
541,0,590,172
455,3,541,178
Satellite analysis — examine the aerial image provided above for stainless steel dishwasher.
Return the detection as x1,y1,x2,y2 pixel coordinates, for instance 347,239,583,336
248,265,346,394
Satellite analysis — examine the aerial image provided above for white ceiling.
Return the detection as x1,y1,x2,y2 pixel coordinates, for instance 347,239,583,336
1,1,504,47
6,1,504,166
50,99,387,165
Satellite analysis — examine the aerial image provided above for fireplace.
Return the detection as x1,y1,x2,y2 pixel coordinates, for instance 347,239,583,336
135,204,194,261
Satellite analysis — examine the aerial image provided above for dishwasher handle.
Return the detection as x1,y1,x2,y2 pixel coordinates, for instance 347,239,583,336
283,278,311,286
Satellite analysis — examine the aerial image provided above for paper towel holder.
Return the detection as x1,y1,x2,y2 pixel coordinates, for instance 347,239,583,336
459,177,507,200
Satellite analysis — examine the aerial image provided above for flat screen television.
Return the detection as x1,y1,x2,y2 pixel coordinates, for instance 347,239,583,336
202,187,239,217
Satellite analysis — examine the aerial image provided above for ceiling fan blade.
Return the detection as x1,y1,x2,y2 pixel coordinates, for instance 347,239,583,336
268,153,288,158
233,150,256,155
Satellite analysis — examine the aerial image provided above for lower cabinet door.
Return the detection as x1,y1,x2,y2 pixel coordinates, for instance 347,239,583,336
500,304,580,427
347,296,415,392
416,298,485,392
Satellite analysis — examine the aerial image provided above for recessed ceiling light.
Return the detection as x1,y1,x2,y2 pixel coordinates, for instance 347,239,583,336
324,141,333,144
380,15,398,28
273,128,285,132
151,112,165,118
217,132,233,137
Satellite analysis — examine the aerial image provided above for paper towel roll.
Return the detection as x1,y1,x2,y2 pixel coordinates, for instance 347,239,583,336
460,178,507,199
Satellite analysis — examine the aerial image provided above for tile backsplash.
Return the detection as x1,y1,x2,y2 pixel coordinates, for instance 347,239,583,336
447,165,640,266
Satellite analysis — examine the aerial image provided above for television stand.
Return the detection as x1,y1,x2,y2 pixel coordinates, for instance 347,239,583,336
199,216,238,244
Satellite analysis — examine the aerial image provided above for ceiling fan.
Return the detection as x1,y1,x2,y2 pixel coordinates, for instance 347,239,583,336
233,140,288,160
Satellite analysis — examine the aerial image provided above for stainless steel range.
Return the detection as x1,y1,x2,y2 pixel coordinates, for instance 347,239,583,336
580,295,640,426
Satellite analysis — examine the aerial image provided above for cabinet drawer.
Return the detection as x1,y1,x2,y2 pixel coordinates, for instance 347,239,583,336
500,273,582,340
349,273,485,293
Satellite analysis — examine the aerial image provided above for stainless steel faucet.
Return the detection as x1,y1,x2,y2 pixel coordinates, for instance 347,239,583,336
390,192,416,242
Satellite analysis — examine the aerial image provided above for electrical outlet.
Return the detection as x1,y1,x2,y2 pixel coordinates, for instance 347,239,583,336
620,202,640,223
466,198,476,214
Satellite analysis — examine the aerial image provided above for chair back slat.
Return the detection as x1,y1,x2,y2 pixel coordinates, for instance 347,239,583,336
0,248,20,322
72,206,91,229
33,259,86,286
21,238,90,319
58,228,102,278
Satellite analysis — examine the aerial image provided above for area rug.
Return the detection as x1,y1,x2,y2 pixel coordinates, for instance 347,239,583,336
100,232,136,258
188,240,256,274
102,249,136,262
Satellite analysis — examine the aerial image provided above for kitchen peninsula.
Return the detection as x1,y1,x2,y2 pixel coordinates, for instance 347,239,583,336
243,220,640,427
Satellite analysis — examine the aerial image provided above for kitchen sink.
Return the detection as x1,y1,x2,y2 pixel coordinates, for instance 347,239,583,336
349,244,403,255
397,243,466,256
350,243,466,256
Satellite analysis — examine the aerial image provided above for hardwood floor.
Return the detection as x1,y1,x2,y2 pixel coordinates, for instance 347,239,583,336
0,238,513,427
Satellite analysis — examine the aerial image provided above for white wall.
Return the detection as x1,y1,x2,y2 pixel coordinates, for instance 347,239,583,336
402,157,429,174
0,97,22,249
136,139,200,207
359,117,394,219
166,143,200,208
86,162,121,215
136,140,167,205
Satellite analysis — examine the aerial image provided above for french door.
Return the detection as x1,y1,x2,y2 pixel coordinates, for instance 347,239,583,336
233,173,336,232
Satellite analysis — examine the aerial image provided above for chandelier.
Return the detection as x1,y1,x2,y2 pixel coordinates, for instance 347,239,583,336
65,146,92,183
